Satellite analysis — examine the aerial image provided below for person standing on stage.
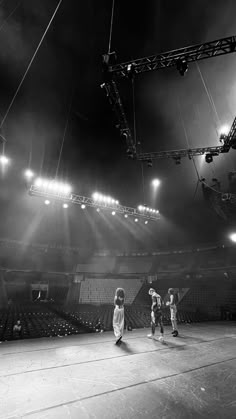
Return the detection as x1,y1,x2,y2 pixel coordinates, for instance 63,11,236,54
147,288,164,342
113,287,125,344
166,288,179,337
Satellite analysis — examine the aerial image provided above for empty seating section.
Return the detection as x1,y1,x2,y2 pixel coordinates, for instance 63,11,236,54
0,303,86,342
79,278,143,304
117,257,152,274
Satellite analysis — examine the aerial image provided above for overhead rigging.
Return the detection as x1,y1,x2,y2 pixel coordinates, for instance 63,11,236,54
101,34,236,161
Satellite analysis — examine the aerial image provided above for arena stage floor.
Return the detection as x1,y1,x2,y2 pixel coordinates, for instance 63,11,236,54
0,322,236,419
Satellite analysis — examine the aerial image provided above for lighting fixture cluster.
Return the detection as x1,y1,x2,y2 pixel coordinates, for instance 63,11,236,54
34,178,72,196
92,192,119,205
138,205,159,215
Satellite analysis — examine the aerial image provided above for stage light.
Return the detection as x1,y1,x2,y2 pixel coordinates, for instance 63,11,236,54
112,211,116,215
24,169,34,179
124,214,128,218
0,155,9,165
205,153,213,163
35,178,42,187
152,179,160,187
145,220,148,224
134,218,138,222
176,58,188,76
44,200,50,205
81,204,86,209
229,233,236,243
219,124,230,136
63,203,68,209
92,192,99,201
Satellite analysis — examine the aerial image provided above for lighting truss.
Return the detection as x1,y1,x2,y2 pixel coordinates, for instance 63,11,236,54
136,116,236,162
102,35,236,157
108,35,236,78
29,185,160,221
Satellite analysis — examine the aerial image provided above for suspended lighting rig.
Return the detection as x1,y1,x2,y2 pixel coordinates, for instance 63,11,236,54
102,35,236,159
29,182,160,221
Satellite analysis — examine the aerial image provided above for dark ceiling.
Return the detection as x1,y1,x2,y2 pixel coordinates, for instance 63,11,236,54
0,0,236,250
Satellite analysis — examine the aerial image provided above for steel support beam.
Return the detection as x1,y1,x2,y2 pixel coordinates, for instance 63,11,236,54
29,186,160,221
109,35,236,78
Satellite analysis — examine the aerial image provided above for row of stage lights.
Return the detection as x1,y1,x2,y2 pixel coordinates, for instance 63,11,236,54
31,177,160,222
42,199,150,224
138,205,159,215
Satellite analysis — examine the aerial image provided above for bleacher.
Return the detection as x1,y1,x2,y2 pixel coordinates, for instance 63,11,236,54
79,278,143,304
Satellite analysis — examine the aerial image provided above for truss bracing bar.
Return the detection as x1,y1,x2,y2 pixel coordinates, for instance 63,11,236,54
29,186,160,221
109,35,236,78
101,80,136,156
136,114,236,161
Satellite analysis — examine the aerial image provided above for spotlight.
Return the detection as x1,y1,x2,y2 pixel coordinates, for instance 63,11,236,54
35,178,42,187
0,155,9,165
63,203,68,209
24,169,34,179
134,218,138,222
229,233,236,243
152,179,160,187
81,204,86,209
112,211,116,215
176,58,188,76
44,200,50,205
145,220,148,224
219,124,230,137
92,192,99,201
205,153,213,163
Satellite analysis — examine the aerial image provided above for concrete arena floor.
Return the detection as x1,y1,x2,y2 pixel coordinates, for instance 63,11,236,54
0,322,236,419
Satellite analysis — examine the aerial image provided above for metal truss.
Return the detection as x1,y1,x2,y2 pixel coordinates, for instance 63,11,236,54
102,36,236,157
29,186,160,221
136,116,236,161
101,80,135,156
109,35,236,78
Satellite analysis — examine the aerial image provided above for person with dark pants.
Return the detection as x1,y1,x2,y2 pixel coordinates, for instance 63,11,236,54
166,288,179,337
147,288,164,342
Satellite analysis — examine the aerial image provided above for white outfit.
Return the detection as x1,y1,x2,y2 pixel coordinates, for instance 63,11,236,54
113,305,124,339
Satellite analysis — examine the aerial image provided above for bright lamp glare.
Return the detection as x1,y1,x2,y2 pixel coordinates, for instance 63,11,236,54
152,178,160,187
219,124,230,136
96,208,100,212
35,178,42,187
24,169,34,179
44,200,50,205
229,233,236,243
81,204,86,209
138,205,143,211
63,203,68,209
112,211,116,215
0,155,9,165
135,218,138,222
124,214,128,218
145,220,148,224
93,192,99,201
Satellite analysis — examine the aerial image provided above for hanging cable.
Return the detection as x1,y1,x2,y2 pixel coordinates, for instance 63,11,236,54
108,0,115,54
0,0,63,131
55,88,74,179
132,77,137,147
141,161,146,204
195,63,220,134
